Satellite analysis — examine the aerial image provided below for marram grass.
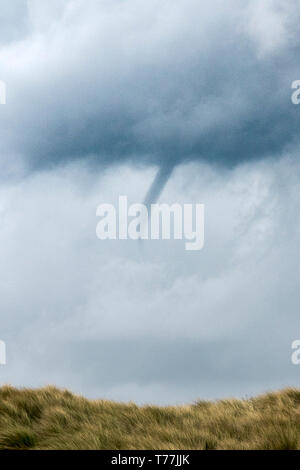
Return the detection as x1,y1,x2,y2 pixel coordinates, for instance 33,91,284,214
0,386,299,450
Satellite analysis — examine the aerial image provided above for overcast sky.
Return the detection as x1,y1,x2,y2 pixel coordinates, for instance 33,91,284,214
0,0,300,404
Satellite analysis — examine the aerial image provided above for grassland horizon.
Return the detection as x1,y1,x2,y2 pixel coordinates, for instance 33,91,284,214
0,386,299,450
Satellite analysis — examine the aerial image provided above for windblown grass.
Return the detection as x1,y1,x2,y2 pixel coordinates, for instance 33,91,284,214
0,386,299,450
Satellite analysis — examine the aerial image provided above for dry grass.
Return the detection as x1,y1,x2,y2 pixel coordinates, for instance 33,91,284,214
0,386,299,450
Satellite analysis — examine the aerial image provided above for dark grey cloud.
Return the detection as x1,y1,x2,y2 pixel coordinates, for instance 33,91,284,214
1,0,300,182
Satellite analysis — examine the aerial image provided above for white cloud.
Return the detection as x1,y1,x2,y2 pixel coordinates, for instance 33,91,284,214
244,0,300,57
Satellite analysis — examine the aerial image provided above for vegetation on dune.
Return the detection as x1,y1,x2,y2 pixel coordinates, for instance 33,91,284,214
0,386,299,450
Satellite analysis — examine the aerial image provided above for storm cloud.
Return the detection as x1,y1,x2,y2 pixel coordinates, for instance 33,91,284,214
1,0,300,178
1,156,300,403
0,0,300,404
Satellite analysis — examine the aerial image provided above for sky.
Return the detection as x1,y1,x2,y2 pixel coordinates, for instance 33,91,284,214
0,0,300,404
